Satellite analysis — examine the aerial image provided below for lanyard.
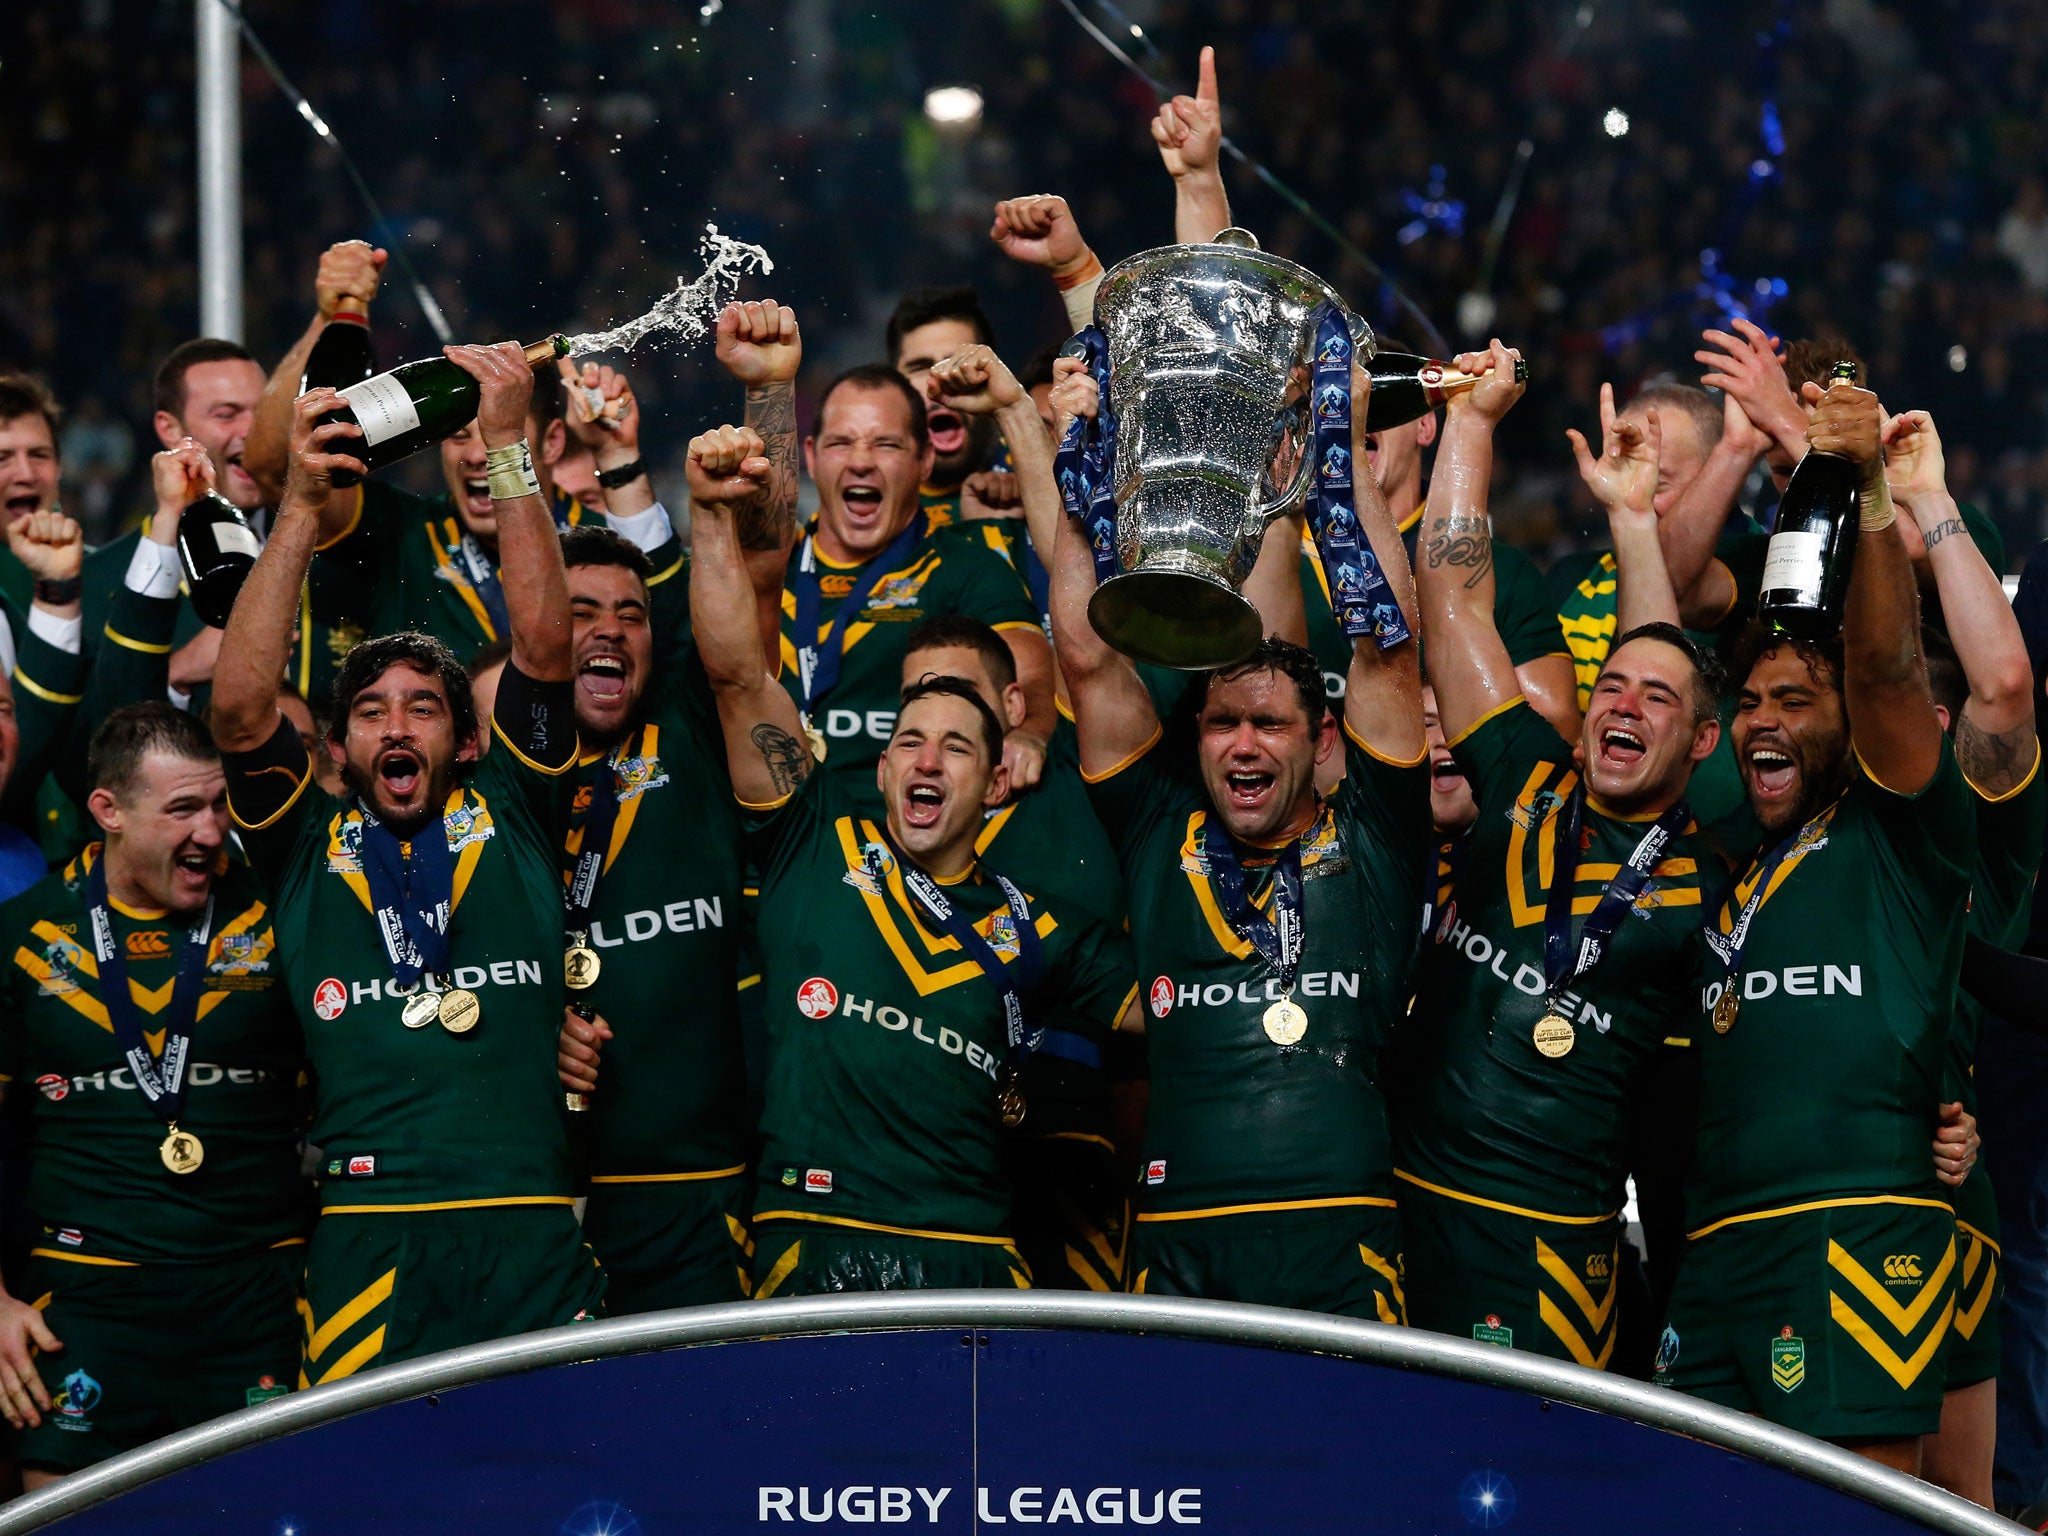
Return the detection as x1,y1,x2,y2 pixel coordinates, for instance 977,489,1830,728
1704,818,1813,981
1305,304,1410,650
1053,326,1121,586
85,857,215,1132
1202,822,1306,995
357,803,455,987
1541,786,1691,1005
875,841,1043,1063
454,533,511,641
1422,832,1473,938
565,740,628,931
791,513,926,717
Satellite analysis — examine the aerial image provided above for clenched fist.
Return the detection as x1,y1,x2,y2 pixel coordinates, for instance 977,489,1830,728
687,424,772,510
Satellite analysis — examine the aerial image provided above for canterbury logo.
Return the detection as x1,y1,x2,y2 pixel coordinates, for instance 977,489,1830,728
125,931,171,959
1585,1253,1610,1280
1882,1254,1923,1282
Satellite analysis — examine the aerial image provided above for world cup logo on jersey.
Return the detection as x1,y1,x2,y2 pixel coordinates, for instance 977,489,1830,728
312,978,347,1021
1149,976,1175,1018
796,977,839,1020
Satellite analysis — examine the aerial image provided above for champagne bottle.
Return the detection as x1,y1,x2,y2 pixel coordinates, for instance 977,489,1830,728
1760,361,1863,639
303,303,378,490
177,492,263,629
325,336,571,475
1363,351,1531,432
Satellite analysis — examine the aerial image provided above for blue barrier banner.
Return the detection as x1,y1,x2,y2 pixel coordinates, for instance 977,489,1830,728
27,1320,1950,1536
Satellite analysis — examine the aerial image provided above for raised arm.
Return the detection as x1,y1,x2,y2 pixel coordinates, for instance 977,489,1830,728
1044,360,1162,777
215,391,362,752
1413,339,1527,740
1696,317,1809,474
990,195,1105,335
1153,46,1231,243
1659,386,1769,629
1818,380,1942,793
244,240,387,536
1566,398,1677,631
1886,409,2036,795
715,300,804,552
686,426,812,806
1340,368,1425,761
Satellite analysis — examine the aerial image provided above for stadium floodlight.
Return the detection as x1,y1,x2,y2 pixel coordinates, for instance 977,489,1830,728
924,85,985,131
1603,107,1630,138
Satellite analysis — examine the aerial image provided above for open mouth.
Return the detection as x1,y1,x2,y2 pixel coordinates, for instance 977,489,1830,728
3,493,39,519
172,849,214,888
1747,745,1797,800
902,780,945,829
1430,755,1466,790
378,748,423,801
461,475,492,514
1224,769,1275,812
1597,725,1646,771
841,484,885,521
578,653,629,703
926,407,966,457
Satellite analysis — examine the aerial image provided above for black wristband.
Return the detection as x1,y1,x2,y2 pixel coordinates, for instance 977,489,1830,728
596,457,647,490
34,577,82,605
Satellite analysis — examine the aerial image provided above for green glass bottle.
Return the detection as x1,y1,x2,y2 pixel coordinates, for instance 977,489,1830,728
326,336,570,473
1363,351,1530,432
1760,360,1862,639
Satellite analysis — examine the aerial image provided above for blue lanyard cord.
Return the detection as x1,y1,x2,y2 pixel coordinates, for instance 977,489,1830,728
357,803,455,987
85,857,215,1130
565,737,628,931
1304,304,1410,650
1540,787,1692,1002
791,512,927,716
1202,823,1306,992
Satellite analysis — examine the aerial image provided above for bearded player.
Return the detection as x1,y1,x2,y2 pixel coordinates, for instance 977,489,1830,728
213,348,605,1378
685,422,1136,1295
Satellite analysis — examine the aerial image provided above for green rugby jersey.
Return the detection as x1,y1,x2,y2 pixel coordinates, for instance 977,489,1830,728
744,770,1135,1239
1392,699,1711,1220
1087,722,1430,1217
0,846,307,1263
318,482,673,663
1951,749,2047,1116
225,666,579,1211
778,520,1040,818
1688,744,1974,1233
568,655,750,1180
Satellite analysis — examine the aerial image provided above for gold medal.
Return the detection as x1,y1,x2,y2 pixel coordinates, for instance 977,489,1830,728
400,989,441,1030
802,717,829,763
159,1126,204,1175
1712,988,1740,1034
564,937,601,991
1263,998,1309,1046
438,988,482,1035
1532,1012,1576,1059
998,1078,1028,1129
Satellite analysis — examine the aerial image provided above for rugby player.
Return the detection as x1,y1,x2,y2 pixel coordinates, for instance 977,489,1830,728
1045,335,1430,1319
212,349,605,1379
0,704,305,1484
1662,373,1972,1475
1395,343,1720,1367
686,421,1136,1296
1880,407,2038,1504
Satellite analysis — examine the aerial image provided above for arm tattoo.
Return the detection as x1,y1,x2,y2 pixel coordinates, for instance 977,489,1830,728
1423,516,1495,589
739,382,799,552
1922,518,1966,554
1956,713,2037,799
751,721,812,796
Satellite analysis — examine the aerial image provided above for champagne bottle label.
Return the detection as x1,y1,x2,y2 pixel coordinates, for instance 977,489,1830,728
211,523,262,561
1761,529,1825,594
345,373,423,447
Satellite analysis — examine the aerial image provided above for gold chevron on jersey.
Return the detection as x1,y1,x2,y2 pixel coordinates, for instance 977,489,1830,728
830,817,1056,995
324,790,493,915
1535,1235,1618,1370
425,516,502,643
1557,553,1619,708
564,723,662,877
1714,803,1842,940
1825,1235,1956,1389
1951,1222,1999,1342
1500,764,1702,928
1174,806,1347,960
14,919,237,1034
777,545,947,676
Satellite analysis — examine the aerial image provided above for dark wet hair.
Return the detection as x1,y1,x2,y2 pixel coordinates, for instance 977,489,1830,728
329,631,478,750
897,674,1006,764
1604,621,1725,727
89,702,217,798
1199,636,1328,725
816,364,929,448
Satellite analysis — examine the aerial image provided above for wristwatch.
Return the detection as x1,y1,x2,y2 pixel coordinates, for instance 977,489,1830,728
34,577,82,605
596,457,647,490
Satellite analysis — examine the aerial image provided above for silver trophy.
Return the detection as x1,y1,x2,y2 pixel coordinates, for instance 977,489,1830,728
1087,229,1372,670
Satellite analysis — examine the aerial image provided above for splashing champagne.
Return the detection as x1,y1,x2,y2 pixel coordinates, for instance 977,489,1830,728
559,225,775,355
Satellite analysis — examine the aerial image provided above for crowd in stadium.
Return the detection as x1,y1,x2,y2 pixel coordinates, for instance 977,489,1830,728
5,0,2048,1526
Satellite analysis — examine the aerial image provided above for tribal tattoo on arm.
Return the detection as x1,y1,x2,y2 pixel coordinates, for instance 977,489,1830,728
738,383,800,552
1424,513,1494,590
1956,712,2038,801
752,721,812,797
